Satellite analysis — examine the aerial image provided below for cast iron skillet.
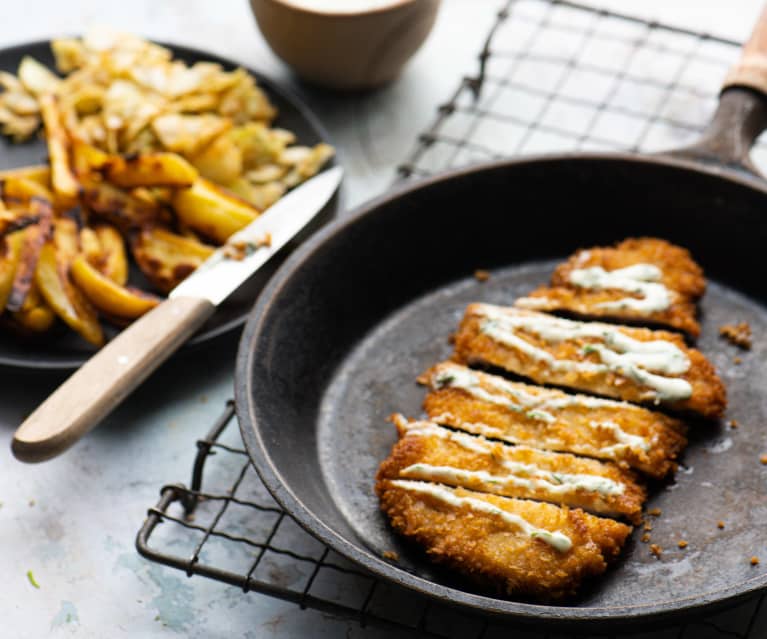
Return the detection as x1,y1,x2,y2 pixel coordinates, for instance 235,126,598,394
0,39,338,369
236,14,767,631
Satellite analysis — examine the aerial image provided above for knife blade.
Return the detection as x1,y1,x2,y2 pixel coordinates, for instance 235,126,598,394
171,166,342,304
12,166,343,463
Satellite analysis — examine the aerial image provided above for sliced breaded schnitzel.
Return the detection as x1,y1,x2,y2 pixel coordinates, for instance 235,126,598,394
376,479,632,601
515,238,704,336
452,305,726,419
380,414,646,522
419,362,686,478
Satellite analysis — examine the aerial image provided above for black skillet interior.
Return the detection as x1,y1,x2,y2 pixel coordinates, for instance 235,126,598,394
0,40,338,369
237,155,767,628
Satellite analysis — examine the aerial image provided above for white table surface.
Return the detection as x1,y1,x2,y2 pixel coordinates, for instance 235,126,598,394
0,1,764,637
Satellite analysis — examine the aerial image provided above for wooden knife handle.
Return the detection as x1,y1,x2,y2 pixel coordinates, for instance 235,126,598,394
724,4,767,93
12,296,215,463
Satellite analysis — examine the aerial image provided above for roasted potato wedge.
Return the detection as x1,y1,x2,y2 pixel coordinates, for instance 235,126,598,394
71,255,159,318
81,224,128,285
0,208,43,236
11,282,55,333
80,178,165,231
188,134,242,185
39,94,79,200
0,231,25,308
152,113,231,155
226,178,285,210
0,165,51,187
35,241,103,346
72,139,110,176
172,178,259,243
6,199,53,312
1,175,54,206
103,151,198,188
52,216,81,263
131,226,214,293
18,56,60,96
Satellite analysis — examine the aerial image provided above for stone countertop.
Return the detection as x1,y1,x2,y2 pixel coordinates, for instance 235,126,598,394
0,1,763,638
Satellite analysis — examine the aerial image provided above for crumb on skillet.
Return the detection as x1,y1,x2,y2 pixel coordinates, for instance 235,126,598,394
643,522,653,532
751,556,760,566
647,508,662,517
678,540,688,549
650,544,663,558
760,454,767,465
383,550,399,561
734,356,742,365
729,420,738,429
474,269,491,282
717,521,726,529
641,533,651,543
719,321,752,349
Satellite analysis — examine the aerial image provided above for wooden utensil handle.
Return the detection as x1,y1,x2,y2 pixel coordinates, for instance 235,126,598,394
12,296,215,463
725,4,767,93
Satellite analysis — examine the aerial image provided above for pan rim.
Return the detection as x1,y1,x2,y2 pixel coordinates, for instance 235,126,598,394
236,151,767,625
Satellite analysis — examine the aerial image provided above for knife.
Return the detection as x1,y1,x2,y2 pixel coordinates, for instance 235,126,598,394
12,166,343,463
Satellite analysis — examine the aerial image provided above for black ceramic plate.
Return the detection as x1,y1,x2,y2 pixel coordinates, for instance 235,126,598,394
0,39,338,369
236,156,767,630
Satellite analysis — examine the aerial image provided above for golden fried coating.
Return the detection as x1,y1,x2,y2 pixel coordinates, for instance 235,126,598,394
379,414,646,522
420,362,686,478
452,305,726,419
515,238,705,336
553,238,705,298
376,479,632,601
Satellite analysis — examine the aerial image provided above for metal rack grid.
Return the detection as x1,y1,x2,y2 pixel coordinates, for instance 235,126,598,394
137,1,767,636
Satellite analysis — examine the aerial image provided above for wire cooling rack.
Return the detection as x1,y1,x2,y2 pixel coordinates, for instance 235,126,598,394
137,1,767,636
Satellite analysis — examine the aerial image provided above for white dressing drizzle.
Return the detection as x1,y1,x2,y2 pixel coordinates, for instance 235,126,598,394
400,419,495,454
430,415,570,453
428,412,649,462
398,419,625,495
433,365,556,422
569,263,671,314
432,362,640,413
389,479,573,552
516,263,673,314
588,420,650,453
428,365,651,455
474,305,692,401
401,463,625,497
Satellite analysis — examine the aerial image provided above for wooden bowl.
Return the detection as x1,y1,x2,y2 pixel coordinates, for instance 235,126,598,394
249,0,441,90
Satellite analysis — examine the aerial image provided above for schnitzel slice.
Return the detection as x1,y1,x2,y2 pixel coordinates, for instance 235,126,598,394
419,362,686,478
452,305,726,419
379,414,646,522
376,479,632,601
515,238,704,336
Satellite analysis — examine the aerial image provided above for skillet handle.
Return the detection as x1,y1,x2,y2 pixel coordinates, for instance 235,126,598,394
671,5,767,174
